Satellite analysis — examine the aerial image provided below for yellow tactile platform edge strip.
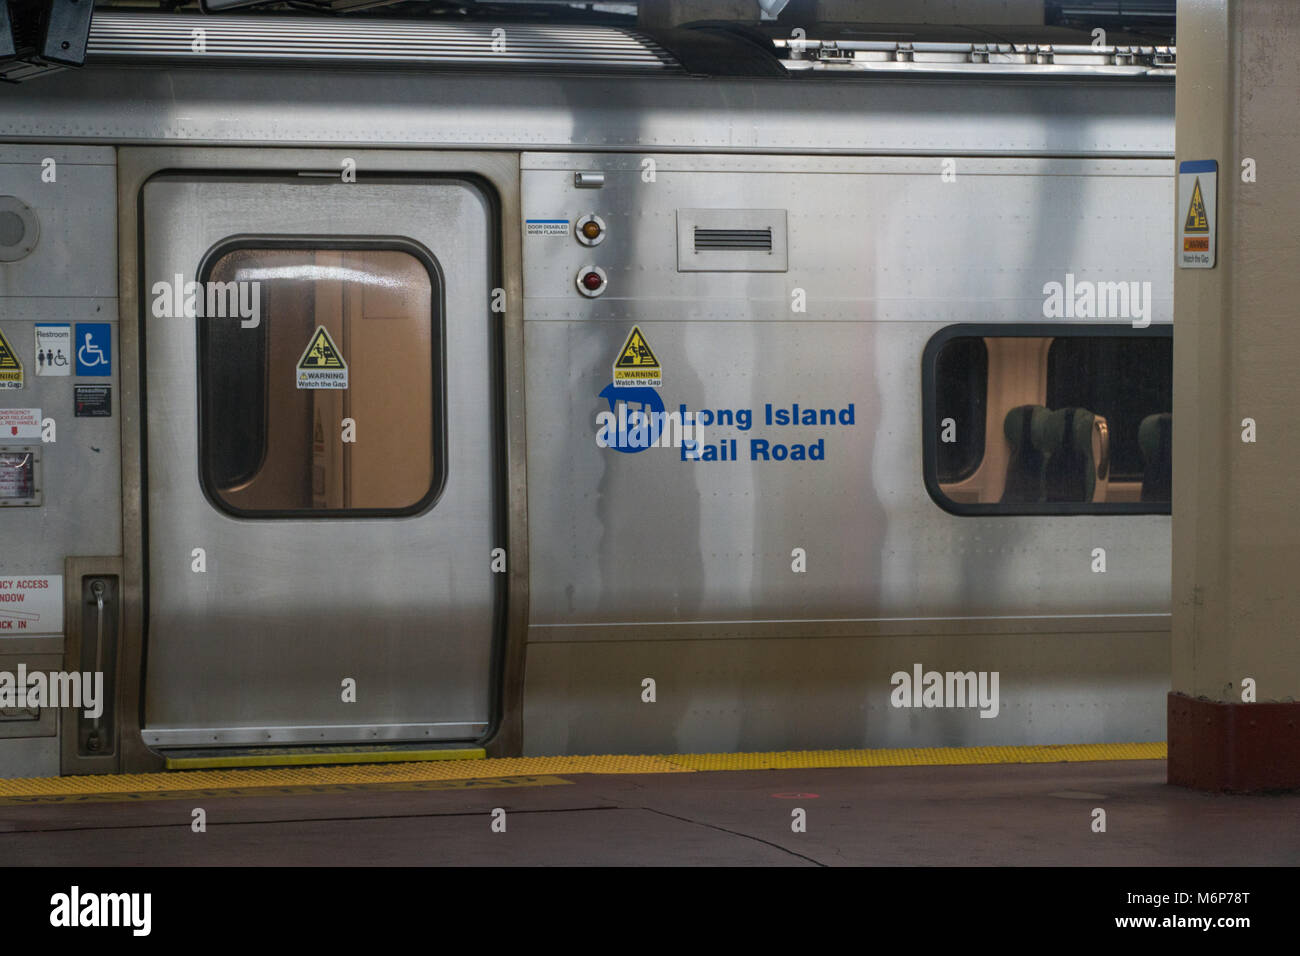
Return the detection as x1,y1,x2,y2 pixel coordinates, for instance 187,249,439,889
668,742,1166,771
0,742,1165,798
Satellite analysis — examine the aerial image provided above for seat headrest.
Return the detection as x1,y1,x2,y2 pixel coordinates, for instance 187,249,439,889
1040,407,1099,503
1004,404,1051,448
1139,412,1172,459
1041,407,1096,455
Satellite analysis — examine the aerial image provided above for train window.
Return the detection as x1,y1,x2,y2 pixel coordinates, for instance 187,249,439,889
934,336,988,484
198,244,442,517
922,324,1172,515
1046,336,1172,484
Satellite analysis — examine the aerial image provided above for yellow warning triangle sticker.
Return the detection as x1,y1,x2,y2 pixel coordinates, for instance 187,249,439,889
0,328,22,387
297,326,347,370
0,328,21,370
614,326,659,369
1184,177,1209,233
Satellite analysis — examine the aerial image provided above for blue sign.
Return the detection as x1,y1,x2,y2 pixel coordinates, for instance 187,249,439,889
75,323,112,377
598,383,664,454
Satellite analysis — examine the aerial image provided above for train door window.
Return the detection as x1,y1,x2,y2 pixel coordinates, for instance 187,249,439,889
198,243,443,516
922,325,1172,515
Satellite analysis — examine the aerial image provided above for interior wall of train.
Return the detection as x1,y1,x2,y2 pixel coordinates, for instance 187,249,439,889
0,1,1177,776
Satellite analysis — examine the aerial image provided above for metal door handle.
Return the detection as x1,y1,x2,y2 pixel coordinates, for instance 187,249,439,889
88,579,105,750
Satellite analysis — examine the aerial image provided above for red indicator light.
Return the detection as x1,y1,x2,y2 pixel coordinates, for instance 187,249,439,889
582,271,603,290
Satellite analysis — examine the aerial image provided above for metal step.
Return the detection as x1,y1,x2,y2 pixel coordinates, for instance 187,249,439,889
159,741,486,771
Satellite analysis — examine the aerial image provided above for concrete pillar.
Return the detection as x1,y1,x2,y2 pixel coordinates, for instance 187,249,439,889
1170,0,1300,791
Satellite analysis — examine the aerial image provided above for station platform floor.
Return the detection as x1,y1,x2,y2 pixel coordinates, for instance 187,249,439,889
2,744,1297,866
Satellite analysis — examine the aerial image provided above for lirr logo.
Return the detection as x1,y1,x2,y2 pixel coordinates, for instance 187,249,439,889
596,384,664,454
594,385,707,455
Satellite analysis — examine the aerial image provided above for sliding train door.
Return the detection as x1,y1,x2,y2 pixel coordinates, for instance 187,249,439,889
139,171,500,749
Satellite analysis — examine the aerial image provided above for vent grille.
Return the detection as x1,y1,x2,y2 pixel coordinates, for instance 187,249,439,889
84,13,683,73
677,209,787,273
694,227,773,253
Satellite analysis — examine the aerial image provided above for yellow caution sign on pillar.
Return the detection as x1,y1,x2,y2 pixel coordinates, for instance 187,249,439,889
1179,160,1217,268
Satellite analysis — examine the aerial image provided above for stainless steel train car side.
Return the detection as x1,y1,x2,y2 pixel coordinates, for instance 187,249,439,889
0,15,1175,775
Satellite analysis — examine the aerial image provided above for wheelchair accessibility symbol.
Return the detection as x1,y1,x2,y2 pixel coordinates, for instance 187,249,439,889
75,323,112,377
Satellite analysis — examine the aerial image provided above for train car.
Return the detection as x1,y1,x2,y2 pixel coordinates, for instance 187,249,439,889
0,11,1176,776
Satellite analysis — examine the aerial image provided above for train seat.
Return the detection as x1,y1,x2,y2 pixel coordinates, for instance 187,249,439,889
1000,404,1052,503
1041,407,1109,503
1139,412,1173,502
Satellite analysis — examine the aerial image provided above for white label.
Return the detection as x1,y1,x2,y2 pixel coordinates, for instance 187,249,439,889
1178,160,1217,269
0,407,40,440
33,324,72,377
525,219,570,237
0,575,63,635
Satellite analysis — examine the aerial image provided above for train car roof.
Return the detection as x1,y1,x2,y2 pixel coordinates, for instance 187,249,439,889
0,12,1174,156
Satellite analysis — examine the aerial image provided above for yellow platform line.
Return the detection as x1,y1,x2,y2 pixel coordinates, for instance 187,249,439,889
0,742,1165,799
0,775,574,806
667,742,1166,771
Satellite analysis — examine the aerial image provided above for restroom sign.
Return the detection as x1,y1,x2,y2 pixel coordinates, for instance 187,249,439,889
34,324,71,377
1179,159,1217,269
296,326,348,389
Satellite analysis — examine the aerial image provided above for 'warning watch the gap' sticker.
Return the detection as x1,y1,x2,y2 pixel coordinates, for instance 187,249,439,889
1179,159,1217,269
612,325,661,388
0,328,23,389
296,326,349,390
